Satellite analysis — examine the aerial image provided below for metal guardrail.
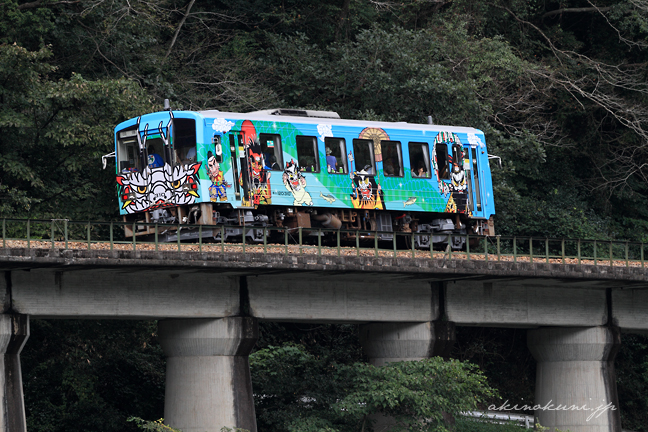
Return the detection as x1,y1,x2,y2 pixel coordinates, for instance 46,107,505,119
0,218,646,267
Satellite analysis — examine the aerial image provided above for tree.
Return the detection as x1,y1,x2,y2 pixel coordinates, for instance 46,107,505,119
250,344,497,432
0,43,152,219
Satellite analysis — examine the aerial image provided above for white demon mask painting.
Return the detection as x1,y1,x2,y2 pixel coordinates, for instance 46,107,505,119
117,162,201,213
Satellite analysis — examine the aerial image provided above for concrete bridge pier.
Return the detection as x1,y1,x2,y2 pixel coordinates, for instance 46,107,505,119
158,317,258,432
359,321,455,366
0,314,29,432
527,326,621,432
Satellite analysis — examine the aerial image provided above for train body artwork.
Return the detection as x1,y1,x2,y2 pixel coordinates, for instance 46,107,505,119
113,107,496,248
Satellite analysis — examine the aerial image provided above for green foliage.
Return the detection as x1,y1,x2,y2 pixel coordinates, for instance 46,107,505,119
0,43,153,219
128,417,181,432
251,344,496,432
454,417,523,432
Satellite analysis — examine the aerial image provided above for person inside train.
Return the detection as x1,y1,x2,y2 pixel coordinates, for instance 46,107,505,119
147,146,164,168
326,147,338,173
412,161,427,177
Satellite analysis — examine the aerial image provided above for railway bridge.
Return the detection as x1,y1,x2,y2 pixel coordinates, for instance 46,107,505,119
1,243,647,432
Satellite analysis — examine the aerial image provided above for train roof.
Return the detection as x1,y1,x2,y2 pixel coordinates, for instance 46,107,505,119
196,108,484,135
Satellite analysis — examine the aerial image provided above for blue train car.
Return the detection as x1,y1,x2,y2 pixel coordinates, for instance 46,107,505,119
113,108,495,247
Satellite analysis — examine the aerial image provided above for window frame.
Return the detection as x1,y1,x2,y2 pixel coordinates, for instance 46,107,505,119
409,142,432,179
380,140,403,177
258,133,284,171
296,135,320,173
352,138,376,175
324,137,348,174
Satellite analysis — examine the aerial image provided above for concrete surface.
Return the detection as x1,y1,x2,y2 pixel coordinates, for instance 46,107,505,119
158,317,258,432
0,314,29,432
528,327,621,432
446,279,609,327
247,274,439,322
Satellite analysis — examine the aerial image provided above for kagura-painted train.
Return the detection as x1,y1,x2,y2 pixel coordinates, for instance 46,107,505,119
113,107,496,248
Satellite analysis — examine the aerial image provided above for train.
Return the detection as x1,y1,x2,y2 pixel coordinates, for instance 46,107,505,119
111,105,496,249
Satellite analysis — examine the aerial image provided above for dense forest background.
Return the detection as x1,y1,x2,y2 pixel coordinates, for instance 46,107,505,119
1,0,648,431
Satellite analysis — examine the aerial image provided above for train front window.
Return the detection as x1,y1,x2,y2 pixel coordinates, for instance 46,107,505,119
259,133,283,170
381,140,403,177
145,136,166,168
324,137,347,174
409,142,431,178
352,139,375,174
173,118,197,164
117,127,141,173
296,135,320,172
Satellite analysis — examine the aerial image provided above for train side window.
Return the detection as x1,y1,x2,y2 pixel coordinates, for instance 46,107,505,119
380,140,403,177
409,142,431,178
352,139,375,175
435,143,449,179
296,135,320,173
259,133,283,170
324,137,348,174
116,127,141,173
173,118,197,164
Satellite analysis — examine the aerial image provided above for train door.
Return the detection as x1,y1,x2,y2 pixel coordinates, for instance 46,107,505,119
227,131,246,202
470,147,482,213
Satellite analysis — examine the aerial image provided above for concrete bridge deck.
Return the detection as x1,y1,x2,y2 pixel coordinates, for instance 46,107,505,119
0,245,646,432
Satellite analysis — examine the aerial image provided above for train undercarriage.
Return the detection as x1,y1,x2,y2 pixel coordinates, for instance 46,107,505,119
123,203,495,251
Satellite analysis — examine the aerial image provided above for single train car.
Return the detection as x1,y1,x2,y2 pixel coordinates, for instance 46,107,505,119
113,107,495,248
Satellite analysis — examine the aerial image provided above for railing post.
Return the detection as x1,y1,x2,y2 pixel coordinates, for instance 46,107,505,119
2,219,5,249
87,221,91,250
561,239,565,264
609,241,613,267
513,236,517,262
110,222,114,251
447,234,452,260
26,219,30,249
337,230,341,257
497,236,501,261
393,232,397,258
298,227,302,255
357,230,360,257
410,232,415,258
50,221,55,249
545,238,549,264
529,236,533,263
318,228,322,256
242,226,247,254
264,227,268,255
199,225,203,253
155,224,159,251
221,225,225,253
484,236,488,262
642,243,645,268
594,240,597,266
625,241,629,267
430,234,434,259
177,222,181,252
285,228,289,256
466,234,470,261
577,239,581,265
374,232,378,257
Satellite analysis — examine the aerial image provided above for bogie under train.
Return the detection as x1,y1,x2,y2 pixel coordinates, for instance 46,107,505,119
113,108,496,249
